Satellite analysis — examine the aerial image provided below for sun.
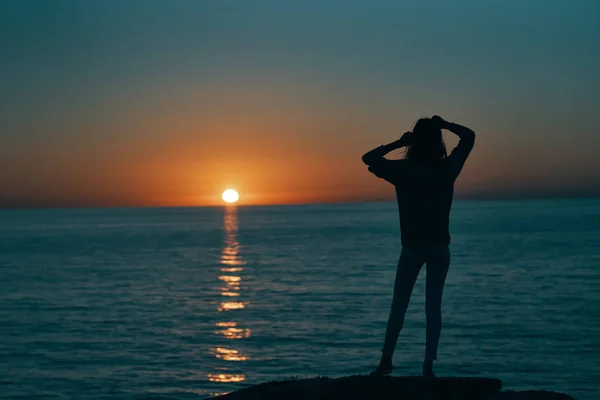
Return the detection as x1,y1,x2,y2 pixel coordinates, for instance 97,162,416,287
222,189,240,204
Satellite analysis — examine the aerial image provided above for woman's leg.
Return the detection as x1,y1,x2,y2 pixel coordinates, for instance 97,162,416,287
424,245,450,363
381,247,425,358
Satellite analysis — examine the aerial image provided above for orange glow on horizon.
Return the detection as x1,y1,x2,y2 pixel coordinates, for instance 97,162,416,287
5,76,581,209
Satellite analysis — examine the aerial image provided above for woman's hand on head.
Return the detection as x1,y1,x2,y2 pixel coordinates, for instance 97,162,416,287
431,115,446,128
394,131,413,147
400,131,413,140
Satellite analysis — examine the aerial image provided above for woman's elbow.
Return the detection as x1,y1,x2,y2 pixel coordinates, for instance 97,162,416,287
465,130,476,142
362,154,373,165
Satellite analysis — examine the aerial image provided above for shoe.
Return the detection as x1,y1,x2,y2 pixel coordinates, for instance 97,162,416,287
423,359,436,378
370,358,393,376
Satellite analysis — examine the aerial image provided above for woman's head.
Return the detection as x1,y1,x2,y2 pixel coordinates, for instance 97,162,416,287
404,118,447,162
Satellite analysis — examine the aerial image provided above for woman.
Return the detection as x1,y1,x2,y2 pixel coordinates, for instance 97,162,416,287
362,115,475,377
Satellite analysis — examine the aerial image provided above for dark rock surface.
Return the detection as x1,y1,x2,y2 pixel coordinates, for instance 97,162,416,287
206,375,576,400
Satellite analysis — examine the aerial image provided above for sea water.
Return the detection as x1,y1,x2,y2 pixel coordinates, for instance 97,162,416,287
1,199,599,399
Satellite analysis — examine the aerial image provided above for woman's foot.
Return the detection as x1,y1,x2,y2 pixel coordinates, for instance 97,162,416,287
370,356,393,376
423,359,436,378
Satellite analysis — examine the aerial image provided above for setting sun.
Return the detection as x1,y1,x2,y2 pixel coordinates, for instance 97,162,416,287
222,189,240,204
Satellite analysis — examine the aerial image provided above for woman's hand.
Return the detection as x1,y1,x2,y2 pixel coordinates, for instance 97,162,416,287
431,115,446,128
395,131,412,147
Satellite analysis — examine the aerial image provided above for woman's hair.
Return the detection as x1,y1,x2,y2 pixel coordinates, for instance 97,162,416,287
404,118,447,162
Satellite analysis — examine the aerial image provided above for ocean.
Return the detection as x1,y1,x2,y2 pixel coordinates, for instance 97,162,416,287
1,199,599,400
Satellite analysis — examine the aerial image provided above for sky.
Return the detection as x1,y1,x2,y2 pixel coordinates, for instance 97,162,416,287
1,0,599,207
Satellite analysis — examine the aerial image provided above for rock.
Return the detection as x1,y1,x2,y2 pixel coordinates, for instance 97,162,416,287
494,391,577,400
206,375,516,400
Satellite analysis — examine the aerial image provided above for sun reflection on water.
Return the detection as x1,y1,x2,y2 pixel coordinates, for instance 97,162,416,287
217,301,247,311
212,347,250,361
221,267,244,272
211,206,250,387
215,321,251,339
216,322,237,327
208,374,246,383
219,276,241,282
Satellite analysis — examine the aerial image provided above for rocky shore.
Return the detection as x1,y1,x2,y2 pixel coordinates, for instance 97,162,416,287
206,375,577,400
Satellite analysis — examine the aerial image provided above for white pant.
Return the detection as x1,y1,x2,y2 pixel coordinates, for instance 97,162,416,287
381,245,450,360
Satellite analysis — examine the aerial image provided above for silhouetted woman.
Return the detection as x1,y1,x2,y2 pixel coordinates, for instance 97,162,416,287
362,115,475,377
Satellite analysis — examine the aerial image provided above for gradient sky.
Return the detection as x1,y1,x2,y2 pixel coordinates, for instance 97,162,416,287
1,0,599,207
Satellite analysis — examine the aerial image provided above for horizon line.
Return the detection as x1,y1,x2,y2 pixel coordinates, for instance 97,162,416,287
1,193,599,211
